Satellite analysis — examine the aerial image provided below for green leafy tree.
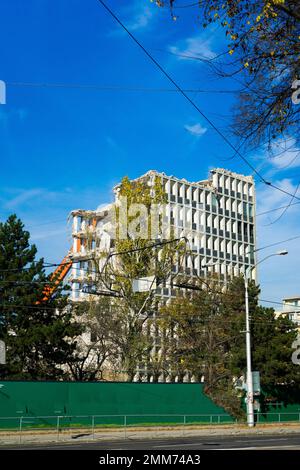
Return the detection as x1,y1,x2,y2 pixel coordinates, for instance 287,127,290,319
159,274,299,417
252,307,299,387
159,276,245,416
85,176,187,381
0,215,82,380
67,299,128,381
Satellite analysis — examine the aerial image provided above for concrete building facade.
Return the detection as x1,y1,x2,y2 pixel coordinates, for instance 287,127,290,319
69,168,257,301
275,297,300,332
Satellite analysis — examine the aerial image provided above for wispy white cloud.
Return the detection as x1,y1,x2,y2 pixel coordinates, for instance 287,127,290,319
169,33,217,61
257,178,299,218
4,189,45,210
184,122,207,137
253,137,300,177
31,228,67,241
107,3,156,37
105,135,118,149
268,137,300,170
1,186,112,214
0,185,113,265
128,6,154,31
256,178,300,302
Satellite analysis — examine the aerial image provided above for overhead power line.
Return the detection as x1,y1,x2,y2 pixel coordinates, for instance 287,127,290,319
0,299,296,320
1,230,300,274
97,0,300,203
256,234,300,252
2,198,300,234
6,81,239,94
170,1,203,8
263,181,300,226
256,200,300,217
2,199,300,231
259,298,300,309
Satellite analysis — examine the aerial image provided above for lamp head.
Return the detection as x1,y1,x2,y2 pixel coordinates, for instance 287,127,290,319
202,261,217,268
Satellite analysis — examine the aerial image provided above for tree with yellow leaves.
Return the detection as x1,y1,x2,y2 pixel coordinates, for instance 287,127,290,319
155,1,300,148
83,175,187,381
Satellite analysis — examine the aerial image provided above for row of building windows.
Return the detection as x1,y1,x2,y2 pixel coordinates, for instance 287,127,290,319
167,192,254,208
212,171,254,198
167,196,254,218
163,174,254,202
126,170,254,199
72,205,255,238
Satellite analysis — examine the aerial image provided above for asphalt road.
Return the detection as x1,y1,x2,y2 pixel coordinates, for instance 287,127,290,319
2,433,300,450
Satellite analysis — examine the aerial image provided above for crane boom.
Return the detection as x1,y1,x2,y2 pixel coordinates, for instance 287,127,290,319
41,253,72,301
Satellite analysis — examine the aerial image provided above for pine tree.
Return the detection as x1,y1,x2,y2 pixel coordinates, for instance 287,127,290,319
0,214,81,380
159,275,300,417
227,277,300,390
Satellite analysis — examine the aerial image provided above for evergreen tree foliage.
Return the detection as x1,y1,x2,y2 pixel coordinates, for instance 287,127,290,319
0,215,82,380
160,275,300,417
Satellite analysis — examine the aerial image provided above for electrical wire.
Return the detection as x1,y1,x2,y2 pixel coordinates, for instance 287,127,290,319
263,181,300,226
97,0,300,203
170,1,203,8
256,201,300,217
255,234,300,252
0,299,296,321
1,228,300,275
0,238,186,274
3,197,300,233
71,285,299,315
259,298,300,309
6,81,239,94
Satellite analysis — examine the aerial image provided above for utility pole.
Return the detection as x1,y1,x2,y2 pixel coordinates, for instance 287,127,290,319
244,274,254,427
203,249,288,428
0,340,6,365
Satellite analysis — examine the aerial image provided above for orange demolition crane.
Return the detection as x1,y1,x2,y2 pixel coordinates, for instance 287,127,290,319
41,253,73,302
41,216,98,301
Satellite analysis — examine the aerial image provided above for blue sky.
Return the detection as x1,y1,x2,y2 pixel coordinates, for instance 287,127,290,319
0,0,299,305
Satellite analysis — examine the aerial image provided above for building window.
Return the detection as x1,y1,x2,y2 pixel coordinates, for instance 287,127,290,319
72,282,80,300
212,193,218,210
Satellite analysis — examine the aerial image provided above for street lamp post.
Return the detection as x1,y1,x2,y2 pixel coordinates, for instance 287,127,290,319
203,249,288,428
243,249,288,427
244,272,254,427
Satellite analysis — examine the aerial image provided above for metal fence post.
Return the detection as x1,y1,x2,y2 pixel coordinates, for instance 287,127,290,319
57,416,60,442
9,411,300,444
92,415,95,440
19,417,22,445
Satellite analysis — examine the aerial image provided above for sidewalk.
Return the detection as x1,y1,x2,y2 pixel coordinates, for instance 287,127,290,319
1,422,300,447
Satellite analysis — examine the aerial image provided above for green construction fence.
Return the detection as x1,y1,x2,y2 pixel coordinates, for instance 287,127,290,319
0,381,234,429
